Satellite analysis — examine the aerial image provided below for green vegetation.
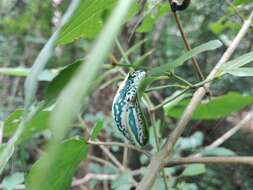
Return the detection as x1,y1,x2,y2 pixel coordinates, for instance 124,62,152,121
0,0,253,190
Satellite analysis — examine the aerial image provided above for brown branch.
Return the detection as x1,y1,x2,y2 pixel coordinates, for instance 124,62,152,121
172,11,205,80
88,140,152,157
99,144,125,171
165,156,253,167
136,11,253,190
190,113,252,158
207,113,252,149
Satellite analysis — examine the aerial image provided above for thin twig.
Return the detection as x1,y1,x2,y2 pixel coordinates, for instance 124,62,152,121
225,0,244,23
165,156,253,167
88,140,151,157
128,0,163,42
207,113,252,149
72,173,117,186
150,88,190,111
88,155,118,171
149,111,169,190
172,11,205,81
123,147,128,167
99,144,125,171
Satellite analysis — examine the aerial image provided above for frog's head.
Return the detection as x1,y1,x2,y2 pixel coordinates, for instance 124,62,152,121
129,70,146,86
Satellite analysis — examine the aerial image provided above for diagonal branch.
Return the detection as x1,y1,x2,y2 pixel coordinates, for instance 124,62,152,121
136,11,253,190
207,113,252,149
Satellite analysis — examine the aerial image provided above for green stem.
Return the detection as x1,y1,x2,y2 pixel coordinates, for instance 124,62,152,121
151,88,190,111
145,96,169,190
170,72,193,87
145,84,187,93
115,38,131,65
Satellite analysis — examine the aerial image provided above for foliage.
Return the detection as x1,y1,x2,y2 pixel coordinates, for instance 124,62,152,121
0,0,253,190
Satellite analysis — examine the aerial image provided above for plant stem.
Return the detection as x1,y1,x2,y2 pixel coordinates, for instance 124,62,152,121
88,140,151,157
172,11,205,81
115,38,131,65
165,156,253,167
145,84,187,93
150,88,190,111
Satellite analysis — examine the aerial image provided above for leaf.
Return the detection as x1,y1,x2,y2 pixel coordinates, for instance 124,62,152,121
124,38,148,57
133,49,154,66
112,170,134,190
2,172,24,190
24,0,79,109
200,147,236,156
32,1,136,189
220,51,253,71
181,164,206,177
150,40,222,75
0,67,57,81
138,76,161,97
137,3,170,33
234,0,253,5
0,144,14,172
163,90,191,109
176,182,198,190
152,177,167,190
91,120,104,140
222,67,253,77
165,92,253,120
26,139,88,190
4,109,50,143
175,132,204,151
57,0,116,44
44,59,83,103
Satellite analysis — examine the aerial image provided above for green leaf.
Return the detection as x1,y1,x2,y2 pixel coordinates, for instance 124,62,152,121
220,51,253,71
124,38,148,57
152,177,167,190
177,182,198,190
26,139,88,190
57,0,116,44
234,0,253,5
209,21,226,35
0,144,14,172
2,172,24,190
223,67,253,77
133,49,154,66
138,76,161,97
175,132,204,151
44,59,83,103
200,147,236,156
24,0,79,109
181,164,206,177
150,40,222,75
33,1,136,188
91,120,104,140
112,170,134,190
0,67,57,81
163,90,192,109
137,4,170,33
4,109,50,143
165,92,253,120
